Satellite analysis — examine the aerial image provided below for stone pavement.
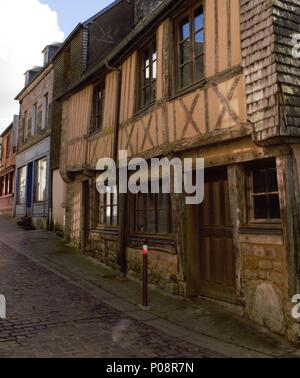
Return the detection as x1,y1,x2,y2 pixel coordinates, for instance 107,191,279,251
0,215,299,358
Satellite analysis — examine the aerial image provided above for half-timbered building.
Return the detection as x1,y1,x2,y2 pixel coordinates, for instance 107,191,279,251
58,0,300,342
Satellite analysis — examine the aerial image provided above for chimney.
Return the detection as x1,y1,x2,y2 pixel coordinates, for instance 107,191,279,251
134,0,163,25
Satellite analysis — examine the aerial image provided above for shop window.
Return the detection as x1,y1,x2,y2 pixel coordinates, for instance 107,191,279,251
36,157,47,202
18,166,27,204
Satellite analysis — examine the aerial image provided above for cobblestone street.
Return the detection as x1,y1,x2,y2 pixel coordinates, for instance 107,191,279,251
0,216,298,358
0,238,222,358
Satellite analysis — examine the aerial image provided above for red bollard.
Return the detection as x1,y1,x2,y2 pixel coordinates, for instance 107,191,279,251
142,242,148,308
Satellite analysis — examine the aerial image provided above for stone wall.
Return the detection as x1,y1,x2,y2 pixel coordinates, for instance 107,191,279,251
127,248,180,295
240,234,298,342
88,232,119,270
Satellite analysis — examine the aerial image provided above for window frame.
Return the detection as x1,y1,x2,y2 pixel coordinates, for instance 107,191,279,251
23,111,29,142
41,94,48,130
137,36,157,111
35,157,48,203
97,185,118,228
245,160,282,226
174,1,204,93
91,81,105,134
18,166,27,205
132,189,173,237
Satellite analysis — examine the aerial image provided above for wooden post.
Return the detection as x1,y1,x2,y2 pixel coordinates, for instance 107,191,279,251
142,242,149,307
228,164,245,299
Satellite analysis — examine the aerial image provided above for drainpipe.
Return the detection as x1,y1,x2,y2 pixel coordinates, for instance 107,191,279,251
105,62,127,276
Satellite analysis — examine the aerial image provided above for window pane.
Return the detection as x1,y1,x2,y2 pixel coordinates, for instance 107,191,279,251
195,31,204,52
180,18,190,40
194,8,204,32
147,210,156,233
253,169,267,193
36,158,47,202
267,168,278,192
136,211,145,232
147,193,156,210
152,60,157,80
18,167,26,204
195,56,204,82
180,41,191,65
180,63,192,88
269,195,281,219
253,195,268,219
112,206,118,226
143,86,151,105
158,209,169,234
99,207,105,224
159,193,169,210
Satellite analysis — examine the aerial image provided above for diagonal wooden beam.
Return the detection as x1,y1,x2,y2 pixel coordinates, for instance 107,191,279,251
141,114,154,150
180,93,201,139
214,76,241,130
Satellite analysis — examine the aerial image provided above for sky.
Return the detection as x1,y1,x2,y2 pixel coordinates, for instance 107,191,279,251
0,0,114,133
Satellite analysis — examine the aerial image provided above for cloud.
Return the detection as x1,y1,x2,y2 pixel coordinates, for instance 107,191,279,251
0,0,64,132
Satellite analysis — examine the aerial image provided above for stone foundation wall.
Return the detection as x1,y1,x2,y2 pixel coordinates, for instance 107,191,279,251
240,235,298,342
126,248,180,295
88,231,119,270
88,231,181,295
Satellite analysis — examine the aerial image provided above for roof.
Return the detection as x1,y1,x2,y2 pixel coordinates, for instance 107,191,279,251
52,0,122,62
56,0,182,101
1,123,13,138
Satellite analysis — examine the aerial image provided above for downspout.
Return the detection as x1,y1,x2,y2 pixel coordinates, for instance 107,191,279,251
105,62,127,276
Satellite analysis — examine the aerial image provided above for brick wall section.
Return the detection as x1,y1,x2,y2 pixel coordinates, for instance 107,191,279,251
240,0,300,143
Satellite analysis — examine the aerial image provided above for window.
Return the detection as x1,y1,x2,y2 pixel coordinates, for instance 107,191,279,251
63,46,71,81
247,161,281,222
18,166,26,204
92,82,105,133
32,104,37,137
175,3,204,91
24,111,29,142
138,37,157,109
36,157,47,202
98,185,118,227
6,135,10,159
41,94,48,130
134,190,173,235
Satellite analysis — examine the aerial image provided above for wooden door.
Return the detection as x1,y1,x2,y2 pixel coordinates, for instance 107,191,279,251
199,168,236,302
